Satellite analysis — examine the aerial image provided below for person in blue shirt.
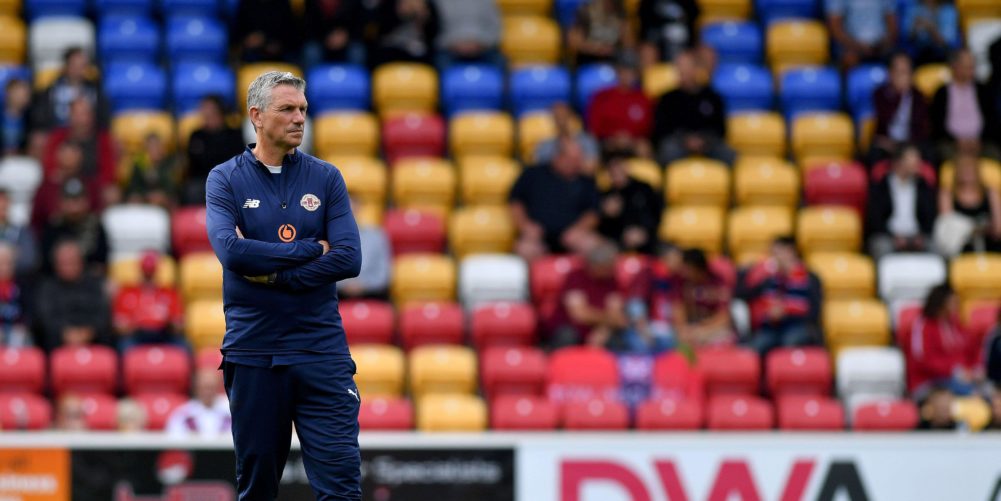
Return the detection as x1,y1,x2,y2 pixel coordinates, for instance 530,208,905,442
205,71,362,501
903,0,960,66
827,0,898,69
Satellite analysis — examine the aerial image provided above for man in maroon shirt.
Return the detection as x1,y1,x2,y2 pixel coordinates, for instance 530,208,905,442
672,248,734,348
546,241,626,349
587,51,653,158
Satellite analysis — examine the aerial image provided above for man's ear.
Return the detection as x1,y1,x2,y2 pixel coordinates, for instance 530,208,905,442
248,107,262,131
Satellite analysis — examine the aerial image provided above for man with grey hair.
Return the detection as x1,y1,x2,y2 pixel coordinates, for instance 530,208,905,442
205,70,363,500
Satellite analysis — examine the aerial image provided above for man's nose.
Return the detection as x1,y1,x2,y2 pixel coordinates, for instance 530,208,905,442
293,109,305,124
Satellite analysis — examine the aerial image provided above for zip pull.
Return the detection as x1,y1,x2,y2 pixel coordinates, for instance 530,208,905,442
281,201,287,209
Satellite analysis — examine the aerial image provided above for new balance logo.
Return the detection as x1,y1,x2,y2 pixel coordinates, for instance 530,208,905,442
243,199,260,208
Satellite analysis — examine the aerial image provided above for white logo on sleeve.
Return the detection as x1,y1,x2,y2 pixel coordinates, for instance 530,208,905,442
347,387,359,402
300,193,321,212
243,199,260,208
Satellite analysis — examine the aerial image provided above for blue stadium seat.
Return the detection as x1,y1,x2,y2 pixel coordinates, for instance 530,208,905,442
306,64,370,114
98,16,160,64
702,22,763,64
756,0,820,25
161,0,219,17
575,64,616,112
104,62,167,112
846,64,887,119
94,0,154,16
780,66,841,120
173,62,235,114
555,0,587,27
0,66,31,89
509,65,571,117
166,16,227,64
25,0,86,19
713,64,774,112
441,64,504,117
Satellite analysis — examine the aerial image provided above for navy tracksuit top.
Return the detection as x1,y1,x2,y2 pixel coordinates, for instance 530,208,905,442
205,146,361,366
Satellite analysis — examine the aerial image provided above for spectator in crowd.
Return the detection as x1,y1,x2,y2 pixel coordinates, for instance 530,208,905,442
546,241,626,349
865,143,937,259
32,239,111,351
304,0,367,66
31,142,103,230
533,103,600,175
672,248,733,349
586,51,653,158
568,0,633,66
0,243,29,348
740,237,822,356
938,153,1001,253
870,53,931,163
1,78,35,156
903,0,960,66
116,398,147,433
41,98,117,208
39,178,109,275
32,47,106,130
987,389,1001,430
510,138,599,261
930,49,1001,160
165,368,232,438
597,153,662,254
637,0,700,66
373,0,441,67
0,189,38,278
826,0,898,69
984,309,1001,386
432,0,502,70
55,395,88,431
905,284,978,397
337,198,391,299
185,95,245,204
990,37,1001,119
650,49,733,166
622,242,682,354
122,134,180,209
918,386,959,430
234,0,301,62
112,251,185,352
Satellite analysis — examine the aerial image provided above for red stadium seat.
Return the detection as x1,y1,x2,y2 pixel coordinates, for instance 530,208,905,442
136,393,187,431
0,347,45,394
707,395,774,430
0,393,52,430
530,254,583,320
195,347,223,370
777,395,845,430
80,394,118,430
341,300,395,345
471,302,537,348
547,347,620,403
561,398,630,430
615,254,651,291
481,346,547,397
766,347,832,397
123,345,191,396
697,346,760,397
359,397,413,430
171,206,211,257
383,209,446,256
650,352,705,402
491,395,558,430
871,159,937,187
382,113,446,164
804,161,868,213
399,302,464,350
636,398,704,430
50,345,119,396
852,400,919,431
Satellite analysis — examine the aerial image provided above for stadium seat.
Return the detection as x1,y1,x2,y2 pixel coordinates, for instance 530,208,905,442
98,15,160,64
417,394,487,431
399,302,464,350
939,157,1001,191
161,0,218,16
913,63,950,98
449,207,516,259
471,303,537,348
306,64,369,114
837,346,906,408
449,112,515,158
340,300,395,345
110,111,175,154
458,254,529,308
659,206,726,255
733,157,799,207
665,158,730,207
702,21,763,64
26,0,86,18
696,346,760,397
495,0,551,16
796,206,862,255
766,347,832,397
624,158,662,189
756,0,819,25
184,300,226,350
780,66,841,120
968,20,1001,81
803,161,868,213
441,64,504,116
491,395,558,430
766,19,829,72
509,65,571,117
562,398,630,430
615,254,650,292
852,400,918,431
777,396,845,430
352,344,405,397
391,254,456,305
458,156,521,206
102,204,171,259
123,345,190,396
391,158,456,217
727,206,794,265
877,253,947,303
381,112,446,163
650,352,705,402
383,208,446,256
965,302,999,341
50,345,118,396
707,395,774,430
28,16,93,71
237,62,301,111
726,112,787,157
575,64,616,112
547,347,619,403
950,253,1001,301
807,252,876,299
170,206,210,257
713,63,774,112
195,347,222,370
517,110,557,162
136,393,186,431
359,397,413,430
529,254,582,311
77,393,118,430
179,252,222,301
104,62,167,112
95,0,154,16
824,300,890,355
956,0,1001,25
846,64,887,118
636,398,704,430
637,64,676,102
481,346,547,397
0,16,23,65
331,155,386,205
554,0,586,26
409,344,477,397
372,63,437,116
0,393,51,430
172,62,235,114
0,347,45,394
700,0,753,21
501,16,560,66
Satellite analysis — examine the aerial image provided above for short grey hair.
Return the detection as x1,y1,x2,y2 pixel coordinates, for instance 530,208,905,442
246,71,306,113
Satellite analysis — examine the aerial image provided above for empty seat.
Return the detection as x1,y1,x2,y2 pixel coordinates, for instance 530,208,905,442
836,347,905,400
458,254,529,308
650,352,705,402
333,156,386,206
27,0,86,18
0,347,45,394
391,254,456,306
314,112,379,158
491,395,558,430
449,111,515,158
372,63,437,116
450,207,516,259
172,62,235,114
562,398,630,430
110,111,175,154
391,158,456,217
359,397,413,430
547,346,619,403
306,64,369,114
697,346,760,397
340,300,395,345
50,345,118,396
950,253,1001,301
409,344,477,397
636,398,704,430
352,344,405,397
529,254,582,308
102,204,171,260
713,63,774,112
777,395,845,430
29,17,93,71
184,299,225,350
123,345,190,396
179,251,222,302
727,112,787,157
481,346,547,397
472,302,537,348
458,156,521,205
104,62,167,112
913,63,950,98
0,16,24,65
417,394,487,431
796,206,862,255
170,206,210,257
707,395,774,430
659,206,726,255
803,161,868,213
136,393,186,431
757,0,819,25
780,66,841,119
509,65,571,117
733,157,799,207
727,206,794,265
807,252,875,299
0,393,51,430
665,158,731,207
846,64,887,118
876,253,947,305
791,113,855,165
824,300,890,355
517,110,557,161
501,16,560,66
441,64,504,116
237,62,300,111
968,20,1001,81
575,64,616,111
382,112,446,163
399,302,464,350
161,0,218,16
165,15,226,63
94,0,155,17
766,19,829,72
98,15,160,64
383,209,446,256
852,400,918,431
642,62,678,99
766,347,832,397
194,347,222,370
702,21,763,64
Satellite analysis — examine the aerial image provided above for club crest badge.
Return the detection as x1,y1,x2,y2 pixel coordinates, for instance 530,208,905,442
300,194,321,212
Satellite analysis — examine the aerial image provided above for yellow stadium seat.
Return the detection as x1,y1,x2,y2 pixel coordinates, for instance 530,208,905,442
626,158,663,190
353,202,383,227
728,206,794,265
665,158,730,207
417,394,487,432
727,112,786,157
698,0,752,22
109,255,177,288
391,158,456,217
313,112,379,158
766,20,829,72
0,0,18,16
950,253,1001,301
496,0,552,16
391,254,457,305
179,252,223,302
823,299,890,356
237,63,301,112
449,112,515,158
796,206,862,255
914,64,950,99
659,206,725,254
372,63,438,116
459,156,521,205
857,115,875,153
939,157,1001,190
791,113,854,166
329,155,387,206
185,300,226,350
807,252,875,299
448,206,515,258
643,63,679,99
111,112,176,154
517,111,556,162
0,16,24,64
353,344,405,397
501,16,561,66
409,345,478,397
176,111,202,150
956,0,1001,25
733,157,799,207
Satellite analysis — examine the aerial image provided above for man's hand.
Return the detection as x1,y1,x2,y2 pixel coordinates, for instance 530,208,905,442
319,240,330,255
244,272,277,285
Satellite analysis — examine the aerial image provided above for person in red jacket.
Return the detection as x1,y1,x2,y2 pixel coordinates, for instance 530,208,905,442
586,51,652,158
906,284,979,396
112,250,185,352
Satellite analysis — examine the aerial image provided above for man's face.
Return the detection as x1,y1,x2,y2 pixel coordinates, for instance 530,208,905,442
65,52,88,80
0,246,13,280
200,100,224,129
952,52,975,83
252,85,307,152
68,100,94,132
676,53,698,87
616,66,638,88
894,150,920,179
890,56,912,91
553,141,583,176
194,369,221,405
54,243,84,281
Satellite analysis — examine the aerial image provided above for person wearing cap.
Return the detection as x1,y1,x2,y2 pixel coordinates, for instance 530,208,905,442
38,177,109,275
586,51,653,159
111,250,185,352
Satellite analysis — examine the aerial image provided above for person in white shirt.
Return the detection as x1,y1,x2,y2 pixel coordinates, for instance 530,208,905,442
165,368,231,438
